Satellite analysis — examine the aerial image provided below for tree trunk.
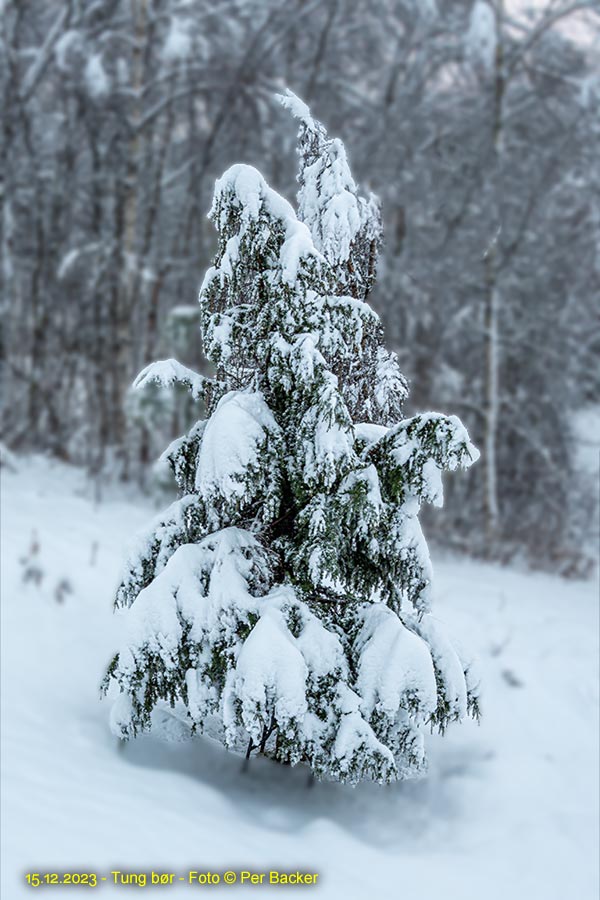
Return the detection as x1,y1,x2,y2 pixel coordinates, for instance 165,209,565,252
483,7,505,547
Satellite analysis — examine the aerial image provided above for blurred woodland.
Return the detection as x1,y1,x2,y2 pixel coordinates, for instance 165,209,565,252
1,0,599,569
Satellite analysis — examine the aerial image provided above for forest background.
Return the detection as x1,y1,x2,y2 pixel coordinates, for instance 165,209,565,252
2,0,599,570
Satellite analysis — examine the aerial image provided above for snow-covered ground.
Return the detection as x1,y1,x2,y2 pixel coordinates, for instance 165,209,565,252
1,457,598,899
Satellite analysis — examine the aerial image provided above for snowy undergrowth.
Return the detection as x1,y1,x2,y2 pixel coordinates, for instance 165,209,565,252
1,458,598,899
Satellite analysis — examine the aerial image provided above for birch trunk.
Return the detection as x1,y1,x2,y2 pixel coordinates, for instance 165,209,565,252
483,6,505,545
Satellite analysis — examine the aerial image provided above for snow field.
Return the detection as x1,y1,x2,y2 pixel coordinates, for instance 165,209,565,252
1,457,598,899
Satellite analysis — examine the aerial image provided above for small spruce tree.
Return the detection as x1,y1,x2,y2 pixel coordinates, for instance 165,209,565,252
103,93,480,784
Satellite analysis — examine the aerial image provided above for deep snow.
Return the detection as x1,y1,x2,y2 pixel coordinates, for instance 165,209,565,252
1,457,598,899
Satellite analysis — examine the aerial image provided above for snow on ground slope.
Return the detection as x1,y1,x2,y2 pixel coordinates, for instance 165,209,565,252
1,458,598,899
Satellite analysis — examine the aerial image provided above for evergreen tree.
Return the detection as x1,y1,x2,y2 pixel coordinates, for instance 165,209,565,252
103,95,480,784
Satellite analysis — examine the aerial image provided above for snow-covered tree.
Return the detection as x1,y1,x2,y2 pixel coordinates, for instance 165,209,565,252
103,94,480,784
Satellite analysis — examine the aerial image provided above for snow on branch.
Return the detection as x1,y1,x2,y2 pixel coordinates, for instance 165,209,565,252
210,163,323,285
278,88,382,297
115,494,200,610
223,607,308,745
277,88,317,130
194,389,283,525
355,604,438,726
133,359,211,401
364,412,480,507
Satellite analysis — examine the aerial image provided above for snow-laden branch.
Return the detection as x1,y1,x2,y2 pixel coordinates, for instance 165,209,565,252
364,412,480,507
133,359,210,401
277,88,314,126
210,164,324,285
